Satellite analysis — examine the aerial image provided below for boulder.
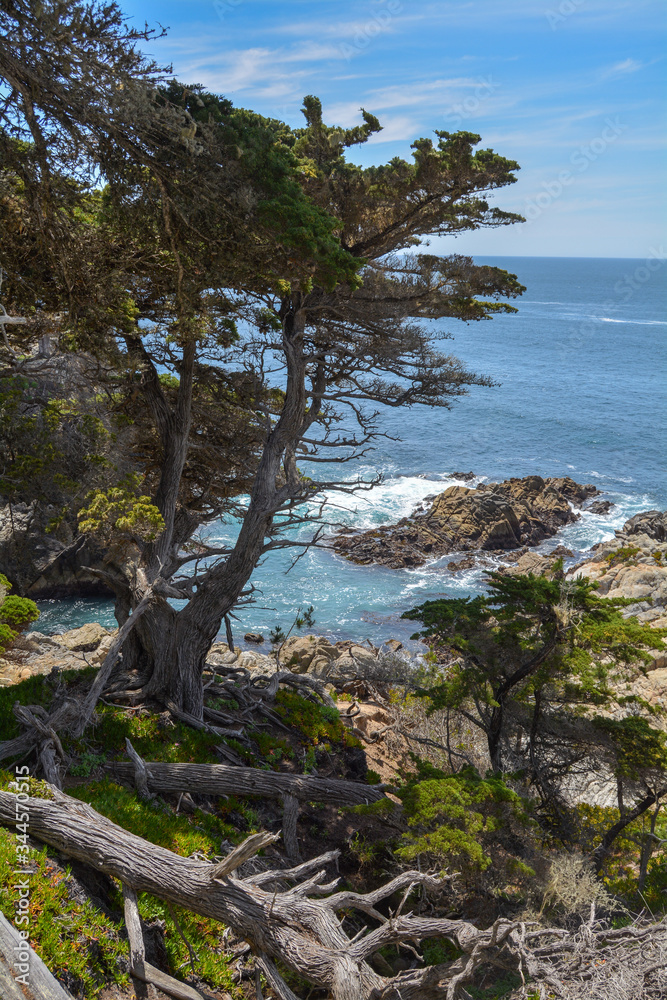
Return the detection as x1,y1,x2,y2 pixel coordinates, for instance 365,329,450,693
0,625,117,687
57,623,111,652
587,500,614,515
278,635,340,675
622,510,667,542
244,632,264,644
334,475,597,570
567,513,667,608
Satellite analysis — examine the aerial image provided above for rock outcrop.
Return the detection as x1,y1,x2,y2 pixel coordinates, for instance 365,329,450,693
0,624,115,687
207,634,409,682
566,512,667,624
0,503,112,598
333,475,597,569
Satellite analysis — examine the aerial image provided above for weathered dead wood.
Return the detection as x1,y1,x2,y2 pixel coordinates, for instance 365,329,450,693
0,911,75,999
74,593,153,736
281,794,301,864
124,738,154,802
166,700,244,738
122,883,146,976
0,786,482,999
123,884,205,1000
3,787,665,999
208,832,280,880
0,593,154,772
107,760,388,808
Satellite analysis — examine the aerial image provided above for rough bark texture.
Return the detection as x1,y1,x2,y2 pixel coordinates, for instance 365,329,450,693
108,760,387,807
3,786,666,999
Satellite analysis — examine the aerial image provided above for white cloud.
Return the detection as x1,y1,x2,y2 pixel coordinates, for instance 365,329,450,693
601,58,645,79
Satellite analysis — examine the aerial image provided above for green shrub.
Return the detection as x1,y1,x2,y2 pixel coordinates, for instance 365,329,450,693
397,761,532,880
0,573,39,654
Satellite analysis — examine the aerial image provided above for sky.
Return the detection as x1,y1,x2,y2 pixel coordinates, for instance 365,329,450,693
119,0,667,258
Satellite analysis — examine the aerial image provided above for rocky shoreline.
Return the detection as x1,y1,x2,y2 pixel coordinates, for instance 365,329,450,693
332,474,600,569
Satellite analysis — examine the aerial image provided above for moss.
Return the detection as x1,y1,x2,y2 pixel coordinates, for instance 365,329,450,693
73,705,222,764
69,780,238,855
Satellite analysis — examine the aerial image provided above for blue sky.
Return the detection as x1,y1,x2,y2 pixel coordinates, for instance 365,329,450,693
121,0,666,258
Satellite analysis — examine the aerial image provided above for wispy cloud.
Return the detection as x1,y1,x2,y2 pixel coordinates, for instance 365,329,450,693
600,57,646,79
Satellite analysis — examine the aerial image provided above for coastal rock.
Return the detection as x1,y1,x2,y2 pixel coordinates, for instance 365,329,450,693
567,512,667,608
278,635,340,675
0,626,117,687
244,632,264,644
333,475,597,570
207,642,274,671
587,500,614,515
58,623,111,652
0,503,112,598
622,510,667,542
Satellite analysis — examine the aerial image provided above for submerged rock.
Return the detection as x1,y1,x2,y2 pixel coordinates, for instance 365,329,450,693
333,475,597,570
587,500,614,515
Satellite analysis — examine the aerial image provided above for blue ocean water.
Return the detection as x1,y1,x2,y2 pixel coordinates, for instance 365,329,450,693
36,256,666,644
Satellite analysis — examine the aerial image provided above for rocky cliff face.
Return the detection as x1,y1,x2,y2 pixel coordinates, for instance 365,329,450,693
333,475,598,569
0,503,112,598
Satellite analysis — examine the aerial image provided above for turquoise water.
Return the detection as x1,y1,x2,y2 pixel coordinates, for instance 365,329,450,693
36,256,666,644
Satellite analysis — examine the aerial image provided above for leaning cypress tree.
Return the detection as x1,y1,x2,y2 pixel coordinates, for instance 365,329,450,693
1,7,527,718
78,95,526,717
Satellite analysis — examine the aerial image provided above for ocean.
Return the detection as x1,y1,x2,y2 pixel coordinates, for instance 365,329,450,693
35,256,667,645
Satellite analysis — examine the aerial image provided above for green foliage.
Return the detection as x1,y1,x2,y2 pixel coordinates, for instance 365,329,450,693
397,763,531,877
78,475,165,543
0,593,39,629
70,780,235,857
273,690,360,748
0,373,111,508
75,705,221,765
135,893,236,992
0,827,129,997
0,574,39,654
605,545,640,567
593,716,667,778
404,571,667,754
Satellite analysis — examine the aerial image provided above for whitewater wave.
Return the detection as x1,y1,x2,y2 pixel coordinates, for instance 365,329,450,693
598,317,667,326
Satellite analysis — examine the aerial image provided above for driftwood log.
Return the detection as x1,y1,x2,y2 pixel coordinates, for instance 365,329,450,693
0,911,75,1000
2,786,667,999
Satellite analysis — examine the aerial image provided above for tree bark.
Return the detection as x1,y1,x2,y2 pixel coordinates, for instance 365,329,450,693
108,760,387,808
0,786,497,1000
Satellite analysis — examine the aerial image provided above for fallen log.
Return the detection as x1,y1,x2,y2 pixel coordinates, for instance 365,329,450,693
0,911,75,1000
0,785,495,1000
3,787,666,999
107,759,388,808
